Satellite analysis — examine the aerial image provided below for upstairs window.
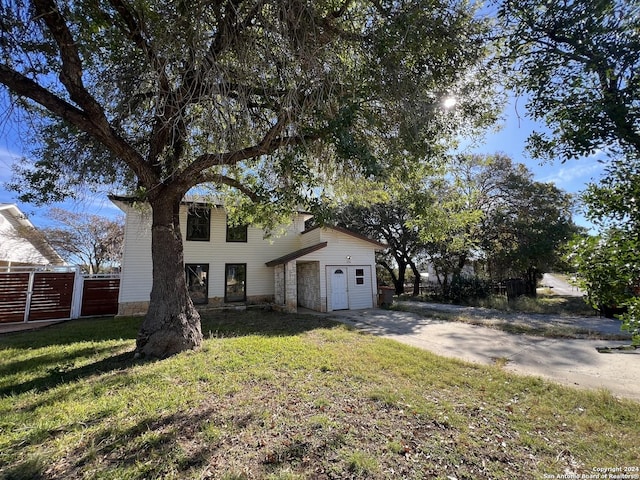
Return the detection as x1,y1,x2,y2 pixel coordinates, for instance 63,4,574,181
186,207,211,241
226,219,248,242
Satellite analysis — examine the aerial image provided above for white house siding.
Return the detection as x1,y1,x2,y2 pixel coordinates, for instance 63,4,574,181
298,229,378,312
115,202,309,315
116,204,153,315
114,199,380,315
298,226,322,249
181,208,305,303
347,265,374,309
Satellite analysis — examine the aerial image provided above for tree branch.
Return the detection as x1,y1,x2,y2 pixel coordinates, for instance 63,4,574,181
177,117,319,191
32,0,105,119
0,64,153,186
197,174,263,202
108,0,169,92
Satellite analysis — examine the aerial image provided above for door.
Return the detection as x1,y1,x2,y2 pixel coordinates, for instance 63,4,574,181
330,268,348,310
185,264,209,304
225,263,246,302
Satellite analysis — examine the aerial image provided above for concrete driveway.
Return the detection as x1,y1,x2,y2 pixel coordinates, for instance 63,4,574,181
328,305,640,403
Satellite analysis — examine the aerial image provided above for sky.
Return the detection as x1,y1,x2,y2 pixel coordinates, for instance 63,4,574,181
462,96,608,230
0,95,605,231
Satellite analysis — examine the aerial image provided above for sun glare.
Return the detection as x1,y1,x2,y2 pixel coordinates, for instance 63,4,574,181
443,97,457,109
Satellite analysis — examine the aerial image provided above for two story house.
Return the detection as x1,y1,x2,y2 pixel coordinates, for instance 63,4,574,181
111,197,384,316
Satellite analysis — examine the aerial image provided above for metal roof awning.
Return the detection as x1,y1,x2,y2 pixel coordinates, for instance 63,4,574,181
265,242,328,267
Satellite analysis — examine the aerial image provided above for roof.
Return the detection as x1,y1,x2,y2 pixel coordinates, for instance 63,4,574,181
265,242,328,267
302,225,386,249
0,204,66,265
109,195,313,216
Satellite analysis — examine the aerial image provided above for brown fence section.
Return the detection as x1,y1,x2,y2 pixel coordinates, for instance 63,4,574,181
28,272,76,321
81,278,120,317
0,268,120,324
0,273,30,323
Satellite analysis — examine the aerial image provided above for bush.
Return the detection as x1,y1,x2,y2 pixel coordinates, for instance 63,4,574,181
448,276,492,303
619,297,640,346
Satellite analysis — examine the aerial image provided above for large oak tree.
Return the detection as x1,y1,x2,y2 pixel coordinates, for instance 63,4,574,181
0,0,498,357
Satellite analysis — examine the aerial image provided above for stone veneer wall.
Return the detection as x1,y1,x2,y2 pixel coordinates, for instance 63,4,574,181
117,301,149,317
297,262,321,311
274,264,285,306
285,262,297,312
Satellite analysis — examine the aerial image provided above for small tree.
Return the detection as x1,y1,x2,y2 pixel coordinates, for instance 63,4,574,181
568,230,640,345
42,208,123,274
482,179,579,296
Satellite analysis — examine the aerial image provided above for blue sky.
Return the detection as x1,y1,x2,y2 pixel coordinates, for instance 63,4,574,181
0,95,605,230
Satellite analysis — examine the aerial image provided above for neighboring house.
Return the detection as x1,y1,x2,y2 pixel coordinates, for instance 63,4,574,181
0,203,65,269
111,197,385,316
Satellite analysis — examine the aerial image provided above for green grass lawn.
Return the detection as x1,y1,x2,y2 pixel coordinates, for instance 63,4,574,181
1,310,639,479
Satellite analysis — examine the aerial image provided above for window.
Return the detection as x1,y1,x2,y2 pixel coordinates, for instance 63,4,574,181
355,268,365,285
186,207,210,241
225,263,246,302
185,264,209,304
226,219,248,242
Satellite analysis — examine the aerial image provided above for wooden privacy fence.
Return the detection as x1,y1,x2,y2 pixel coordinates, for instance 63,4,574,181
0,266,120,324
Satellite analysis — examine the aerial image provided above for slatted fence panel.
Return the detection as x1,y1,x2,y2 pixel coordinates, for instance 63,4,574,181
0,273,29,323
28,272,75,321
81,278,120,316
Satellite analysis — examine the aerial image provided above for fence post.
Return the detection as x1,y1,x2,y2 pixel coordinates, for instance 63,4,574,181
71,267,83,319
23,270,35,323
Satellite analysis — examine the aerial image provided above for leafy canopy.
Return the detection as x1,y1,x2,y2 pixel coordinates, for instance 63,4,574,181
498,0,640,161
1,0,499,224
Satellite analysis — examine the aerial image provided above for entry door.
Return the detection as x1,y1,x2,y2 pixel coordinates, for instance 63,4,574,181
330,268,349,310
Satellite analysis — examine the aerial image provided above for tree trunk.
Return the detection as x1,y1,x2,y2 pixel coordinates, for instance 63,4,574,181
394,260,407,295
524,266,538,297
136,195,203,358
409,262,421,296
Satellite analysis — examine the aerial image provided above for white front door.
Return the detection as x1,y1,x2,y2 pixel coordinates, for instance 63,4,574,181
330,268,349,310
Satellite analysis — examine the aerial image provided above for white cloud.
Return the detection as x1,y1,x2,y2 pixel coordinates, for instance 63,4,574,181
541,160,608,188
0,147,21,182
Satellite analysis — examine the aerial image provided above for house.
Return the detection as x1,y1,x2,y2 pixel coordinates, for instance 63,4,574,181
0,203,65,269
111,197,385,316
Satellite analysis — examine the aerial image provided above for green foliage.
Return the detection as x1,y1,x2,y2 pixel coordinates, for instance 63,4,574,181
482,174,580,294
0,1,503,353
449,275,492,302
583,156,640,230
411,154,579,297
498,0,640,162
333,199,426,295
619,298,640,346
500,0,640,343
568,230,640,344
1,0,500,215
